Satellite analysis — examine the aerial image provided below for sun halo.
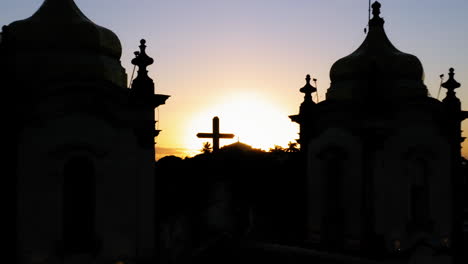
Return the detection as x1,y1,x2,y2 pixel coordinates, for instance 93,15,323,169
186,93,299,154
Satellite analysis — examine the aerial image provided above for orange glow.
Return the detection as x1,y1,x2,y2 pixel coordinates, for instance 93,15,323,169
184,92,298,154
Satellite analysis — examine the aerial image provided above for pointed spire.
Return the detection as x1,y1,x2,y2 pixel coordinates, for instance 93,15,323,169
300,74,317,103
131,39,154,79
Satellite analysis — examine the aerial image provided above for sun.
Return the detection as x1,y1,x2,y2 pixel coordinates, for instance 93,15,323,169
185,92,299,153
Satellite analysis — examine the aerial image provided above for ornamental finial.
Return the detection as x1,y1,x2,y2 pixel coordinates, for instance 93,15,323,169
441,67,462,106
372,1,381,18
369,1,384,27
442,67,461,91
300,74,317,103
131,39,154,78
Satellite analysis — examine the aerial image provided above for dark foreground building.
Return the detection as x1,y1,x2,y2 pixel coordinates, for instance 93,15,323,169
289,2,468,264
1,0,168,263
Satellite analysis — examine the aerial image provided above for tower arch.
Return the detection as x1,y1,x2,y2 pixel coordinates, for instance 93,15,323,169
61,155,98,255
376,125,452,250
306,127,363,246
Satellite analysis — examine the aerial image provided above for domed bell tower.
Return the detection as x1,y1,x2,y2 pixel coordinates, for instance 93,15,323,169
1,0,169,263
291,2,466,262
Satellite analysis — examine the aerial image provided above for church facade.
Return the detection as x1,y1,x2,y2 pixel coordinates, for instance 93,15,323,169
1,0,168,263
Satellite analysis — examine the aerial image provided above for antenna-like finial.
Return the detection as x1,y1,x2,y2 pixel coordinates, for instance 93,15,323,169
436,74,445,99
368,0,371,21
364,0,371,34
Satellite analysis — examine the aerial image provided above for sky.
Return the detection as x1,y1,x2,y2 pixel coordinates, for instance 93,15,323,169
1,0,468,159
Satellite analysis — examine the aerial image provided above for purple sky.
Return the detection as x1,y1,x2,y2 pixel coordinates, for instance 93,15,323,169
2,0,467,158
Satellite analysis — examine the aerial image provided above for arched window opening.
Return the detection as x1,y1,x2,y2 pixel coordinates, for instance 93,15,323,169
62,156,97,255
407,156,433,233
317,146,347,249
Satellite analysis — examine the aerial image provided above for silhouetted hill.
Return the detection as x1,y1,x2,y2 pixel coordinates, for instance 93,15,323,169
156,143,306,262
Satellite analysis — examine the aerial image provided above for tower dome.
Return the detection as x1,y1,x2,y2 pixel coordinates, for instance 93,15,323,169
326,2,427,101
4,0,127,87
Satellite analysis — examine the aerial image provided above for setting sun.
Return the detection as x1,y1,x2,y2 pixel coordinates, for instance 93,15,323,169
185,92,298,154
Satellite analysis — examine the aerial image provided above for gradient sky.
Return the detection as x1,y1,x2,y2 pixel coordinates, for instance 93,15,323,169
2,0,467,159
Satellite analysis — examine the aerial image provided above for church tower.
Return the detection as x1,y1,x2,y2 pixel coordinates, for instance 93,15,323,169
291,2,466,262
0,0,168,263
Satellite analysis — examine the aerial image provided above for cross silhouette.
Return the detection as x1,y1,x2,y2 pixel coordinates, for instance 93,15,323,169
197,116,235,152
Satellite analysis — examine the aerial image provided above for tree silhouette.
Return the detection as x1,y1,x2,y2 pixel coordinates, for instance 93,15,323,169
269,145,286,153
201,142,212,154
286,141,299,152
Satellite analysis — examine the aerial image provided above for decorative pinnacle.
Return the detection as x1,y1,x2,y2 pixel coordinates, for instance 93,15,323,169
372,1,381,18
369,1,384,27
300,74,317,102
131,39,154,77
442,68,461,91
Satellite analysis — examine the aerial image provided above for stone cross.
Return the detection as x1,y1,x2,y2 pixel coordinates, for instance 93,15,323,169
197,116,235,152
